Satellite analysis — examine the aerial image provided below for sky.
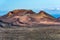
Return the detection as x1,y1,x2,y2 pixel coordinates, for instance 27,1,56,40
0,0,60,18
0,0,60,10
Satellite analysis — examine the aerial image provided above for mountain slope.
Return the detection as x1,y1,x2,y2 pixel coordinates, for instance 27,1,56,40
55,17,60,22
0,9,59,27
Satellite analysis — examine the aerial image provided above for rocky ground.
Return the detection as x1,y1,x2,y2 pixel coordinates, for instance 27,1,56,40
0,26,60,40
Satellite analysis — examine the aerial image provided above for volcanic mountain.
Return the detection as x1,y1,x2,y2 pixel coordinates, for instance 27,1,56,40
32,11,55,22
0,9,59,27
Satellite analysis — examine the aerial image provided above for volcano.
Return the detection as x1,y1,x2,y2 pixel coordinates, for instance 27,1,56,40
0,9,59,27
31,11,55,22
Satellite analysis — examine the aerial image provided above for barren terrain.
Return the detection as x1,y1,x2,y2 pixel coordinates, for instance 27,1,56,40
0,26,60,40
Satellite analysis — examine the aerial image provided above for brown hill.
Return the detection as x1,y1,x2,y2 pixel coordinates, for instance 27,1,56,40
0,9,57,27
31,11,55,22
6,9,35,17
38,11,55,19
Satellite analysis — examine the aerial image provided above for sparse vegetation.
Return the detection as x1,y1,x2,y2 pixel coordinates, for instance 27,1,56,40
0,26,60,40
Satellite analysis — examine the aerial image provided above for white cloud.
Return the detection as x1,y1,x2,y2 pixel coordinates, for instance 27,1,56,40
56,8,60,10
47,8,55,10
